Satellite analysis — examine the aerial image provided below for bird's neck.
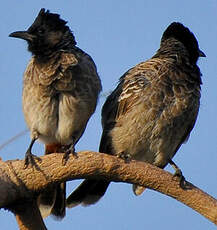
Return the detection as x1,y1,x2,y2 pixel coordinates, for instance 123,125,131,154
32,32,77,63
154,39,192,64
153,39,202,84
55,31,77,52
34,51,61,64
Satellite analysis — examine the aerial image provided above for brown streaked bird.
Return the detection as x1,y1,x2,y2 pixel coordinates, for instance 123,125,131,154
9,9,102,218
66,22,205,208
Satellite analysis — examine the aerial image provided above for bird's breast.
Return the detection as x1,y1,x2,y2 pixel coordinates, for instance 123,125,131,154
22,81,59,144
22,57,100,145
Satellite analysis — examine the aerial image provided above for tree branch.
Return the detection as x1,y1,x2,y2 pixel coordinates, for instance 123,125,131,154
0,151,217,228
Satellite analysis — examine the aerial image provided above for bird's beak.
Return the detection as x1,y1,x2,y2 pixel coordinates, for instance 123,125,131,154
199,49,206,57
9,31,35,42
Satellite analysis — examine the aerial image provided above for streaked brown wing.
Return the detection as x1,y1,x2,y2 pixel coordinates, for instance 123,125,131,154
100,67,150,153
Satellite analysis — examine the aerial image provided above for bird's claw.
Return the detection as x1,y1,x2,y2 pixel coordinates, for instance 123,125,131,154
173,168,183,178
62,145,77,165
117,152,132,163
172,169,186,189
24,150,41,168
169,159,187,189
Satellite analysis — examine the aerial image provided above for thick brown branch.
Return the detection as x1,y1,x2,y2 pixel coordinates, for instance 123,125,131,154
0,151,216,225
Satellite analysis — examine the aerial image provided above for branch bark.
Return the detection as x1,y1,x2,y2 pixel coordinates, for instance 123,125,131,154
0,151,217,228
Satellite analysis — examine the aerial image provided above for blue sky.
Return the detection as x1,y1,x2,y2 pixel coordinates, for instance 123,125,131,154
0,1,216,229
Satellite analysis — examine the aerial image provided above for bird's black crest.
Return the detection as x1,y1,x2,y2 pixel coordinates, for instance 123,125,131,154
162,22,199,48
28,8,69,33
161,22,201,62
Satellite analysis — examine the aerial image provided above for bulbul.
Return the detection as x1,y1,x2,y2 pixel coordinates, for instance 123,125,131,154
9,9,102,218
66,22,205,208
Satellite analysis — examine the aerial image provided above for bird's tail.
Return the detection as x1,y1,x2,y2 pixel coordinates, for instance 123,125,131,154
51,182,66,218
66,135,111,208
37,143,66,219
66,179,110,208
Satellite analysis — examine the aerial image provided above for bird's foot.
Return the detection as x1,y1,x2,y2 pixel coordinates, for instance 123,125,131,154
173,171,187,189
169,159,186,189
62,144,77,165
117,152,132,163
24,149,41,168
173,167,183,178
24,138,41,168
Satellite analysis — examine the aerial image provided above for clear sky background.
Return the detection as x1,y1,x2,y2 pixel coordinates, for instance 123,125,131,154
0,1,216,229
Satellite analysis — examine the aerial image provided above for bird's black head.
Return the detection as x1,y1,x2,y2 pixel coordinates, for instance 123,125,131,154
9,8,76,59
161,22,205,64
